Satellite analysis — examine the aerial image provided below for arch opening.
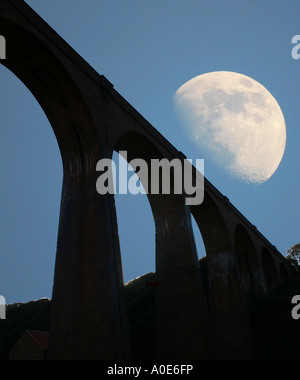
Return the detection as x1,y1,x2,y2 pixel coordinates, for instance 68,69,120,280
113,132,163,360
190,192,233,313
191,213,208,299
0,16,118,360
191,212,207,261
0,16,96,305
113,131,209,359
190,191,231,256
112,151,156,284
0,64,63,303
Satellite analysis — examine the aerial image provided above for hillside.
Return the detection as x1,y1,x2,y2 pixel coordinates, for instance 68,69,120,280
1,260,300,360
0,272,157,360
0,298,51,360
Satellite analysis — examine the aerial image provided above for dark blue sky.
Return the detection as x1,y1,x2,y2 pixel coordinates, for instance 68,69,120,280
1,0,300,303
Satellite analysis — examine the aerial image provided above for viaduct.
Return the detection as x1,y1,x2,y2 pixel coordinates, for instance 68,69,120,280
0,0,296,360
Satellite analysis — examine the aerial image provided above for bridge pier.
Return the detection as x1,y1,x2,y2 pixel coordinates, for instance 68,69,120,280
47,149,132,360
153,197,209,359
207,251,253,359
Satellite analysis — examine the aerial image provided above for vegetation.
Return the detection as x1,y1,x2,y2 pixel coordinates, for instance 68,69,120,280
0,274,157,360
249,277,300,360
0,298,51,360
1,260,300,360
125,272,156,359
286,243,300,272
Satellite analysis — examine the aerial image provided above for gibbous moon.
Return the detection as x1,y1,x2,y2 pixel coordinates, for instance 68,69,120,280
174,71,286,184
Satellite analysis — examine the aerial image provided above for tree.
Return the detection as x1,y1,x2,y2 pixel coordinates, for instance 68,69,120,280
286,243,300,271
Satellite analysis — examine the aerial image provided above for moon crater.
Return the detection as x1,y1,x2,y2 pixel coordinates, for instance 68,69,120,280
174,71,286,184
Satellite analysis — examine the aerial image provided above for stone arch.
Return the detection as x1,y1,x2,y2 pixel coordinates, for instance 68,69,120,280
190,192,231,257
190,194,253,359
114,131,163,200
115,131,163,162
261,247,279,291
114,130,209,359
0,13,131,360
112,135,157,359
234,224,260,294
0,63,62,302
2,0,272,359
0,18,98,165
112,150,156,283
